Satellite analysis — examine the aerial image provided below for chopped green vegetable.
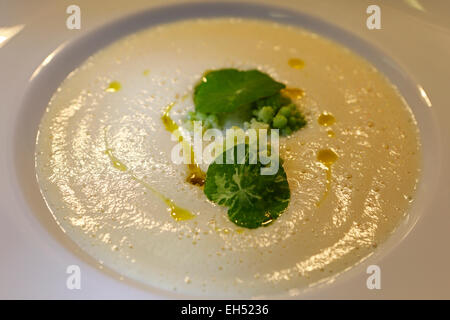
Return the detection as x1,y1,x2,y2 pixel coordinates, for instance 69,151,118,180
281,127,293,136
294,112,307,128
257,106,275,123
194,69,285,114
278,106,292,118
273,114,288,129
204,144,290,229
288,116,297,127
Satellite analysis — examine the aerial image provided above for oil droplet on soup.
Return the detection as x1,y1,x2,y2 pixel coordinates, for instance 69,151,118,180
288,58,305,70
166,199,196,221
106,81,121,92
318,112,336,127
281,88,304,100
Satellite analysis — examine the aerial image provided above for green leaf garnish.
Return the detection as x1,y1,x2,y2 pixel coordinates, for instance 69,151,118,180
187,68,307,136
194,69,285,114
204,144,290,229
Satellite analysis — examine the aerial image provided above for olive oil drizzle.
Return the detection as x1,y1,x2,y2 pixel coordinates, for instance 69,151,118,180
316,148,338,207
161,102,206,186
131,176,195,222
103,128,194,221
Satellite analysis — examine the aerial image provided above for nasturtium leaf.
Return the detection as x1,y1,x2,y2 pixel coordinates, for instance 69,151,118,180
194,69,285,114
204,144,290,229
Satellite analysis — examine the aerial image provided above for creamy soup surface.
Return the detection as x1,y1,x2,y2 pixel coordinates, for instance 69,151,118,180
35,18,421,297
